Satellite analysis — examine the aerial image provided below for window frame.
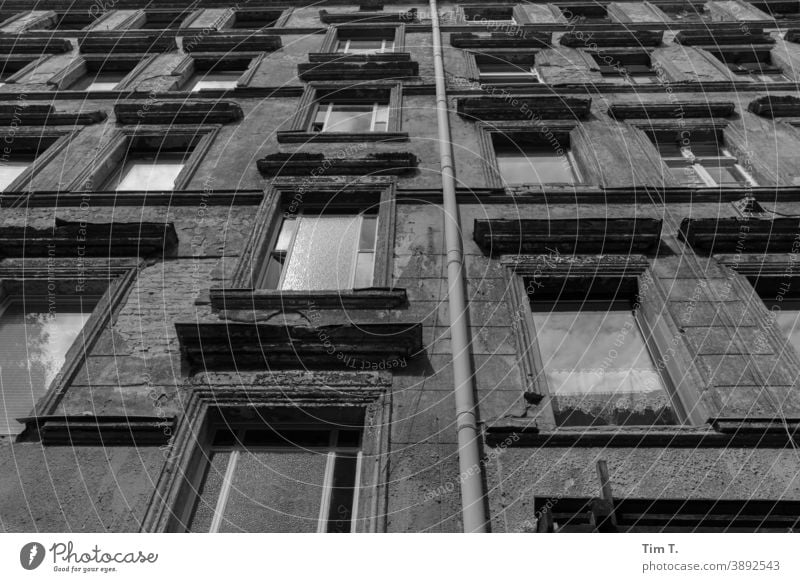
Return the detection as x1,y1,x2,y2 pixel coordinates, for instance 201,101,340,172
172,53,264,92
710,48,788,83
503,255,707,430
481,125,584,188
67,125,220,192
0,127,78,193
49,54,156,91
190,426,362,533
242,184,394,291
589,51,659,85
312,101,390,133
140,380,391,533
321,24,405,54
468,51,543,84
0,260,137,438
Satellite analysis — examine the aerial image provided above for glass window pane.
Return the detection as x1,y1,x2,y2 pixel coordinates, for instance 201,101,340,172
190,72,241,92
496,149,575,184
0,297,95,435
0,161,31,191
666,162,705,187
323,105,374,132
188,451,232,532
115,160,185,191
775,309,800,353
72,72,125,91
326,453,359,533
275,217,297,252
218,450,329,533
353,252,375,288
532,308,675,426
358,215,378,251
281,214,361,290
343,39,384,54
701,162,747,186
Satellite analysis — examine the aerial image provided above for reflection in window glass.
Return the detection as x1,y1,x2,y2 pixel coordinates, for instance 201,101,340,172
0,159,32,191
0,296,96,435
188,429,360,533
773,309,800,353
495,143,579,185
110,155,186,192
189,71,241,91
532,302,676,426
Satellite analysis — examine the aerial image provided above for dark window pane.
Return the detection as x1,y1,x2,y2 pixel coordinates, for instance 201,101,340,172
326,453,359,532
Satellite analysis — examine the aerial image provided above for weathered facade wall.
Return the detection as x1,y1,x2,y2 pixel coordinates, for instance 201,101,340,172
0,0,799,533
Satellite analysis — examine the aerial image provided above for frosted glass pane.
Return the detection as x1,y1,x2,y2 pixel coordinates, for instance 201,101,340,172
190,73,240,91
353,252,374,288
0,298,94,435
532,310,665,396
86,81,120,91
702,163,746,186
73,73,125,91
218,450,328,533
189,451,232,532
281,215,360,290
116,162,184,192
0,161,30,191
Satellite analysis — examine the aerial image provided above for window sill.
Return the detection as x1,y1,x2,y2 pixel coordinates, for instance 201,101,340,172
276,130,408,143
28,415,176,445
560,29,662,47
257,152,418,176
175,320,423,368
450,32,551,48
473,217,663,255
485,420,800,448
114,101,243,124
680,217,799,254
748,94,800,118
209,287,408,310
458,95,591,120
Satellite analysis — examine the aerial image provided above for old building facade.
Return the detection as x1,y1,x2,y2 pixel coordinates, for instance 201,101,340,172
0,0,799,532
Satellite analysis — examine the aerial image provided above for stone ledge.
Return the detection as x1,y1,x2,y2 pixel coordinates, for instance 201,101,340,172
298,61,419,81
457,95,591,120
183,33,282,52
114,100,243,124
307,53,412,63
0,219,178,258
78,33,177,53
679,217,800,255
0,103,105,125
0,36,71,53
257,152,418,176
747,95,800,118
209,288,408,310
449,31,551,48
608,101,736,120
675,30,774,46
560,30,662,47
276,130,409,143
28,415,175,445
175,321,424,368
473,217,663,255
319,9,416,24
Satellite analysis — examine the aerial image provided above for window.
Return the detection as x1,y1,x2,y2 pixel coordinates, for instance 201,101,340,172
70,71,127,91
711,49,788,82
181,56,256,92
104,153,187,192
228,9,282,29
750,1,799,20
0,155,33,191
188,427,361,533
312,102,389,133
660,2,711,22
463,5,517,24
559,4,610,23
0,295,97,436
136,10,192,29
591,52,658,85
748,275,800,355
477,54,541,83
493,134,581,185
653,131,757,187
259,210,378,290
530,298,676,427
336,37,395,54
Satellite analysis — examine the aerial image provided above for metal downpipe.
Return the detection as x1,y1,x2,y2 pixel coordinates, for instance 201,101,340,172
427,0,488,533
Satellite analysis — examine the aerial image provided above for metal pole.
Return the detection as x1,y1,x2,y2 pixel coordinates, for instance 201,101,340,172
428,0,488,533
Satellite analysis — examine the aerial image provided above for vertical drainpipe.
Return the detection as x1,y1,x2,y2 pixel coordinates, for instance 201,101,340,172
428,0,489,533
